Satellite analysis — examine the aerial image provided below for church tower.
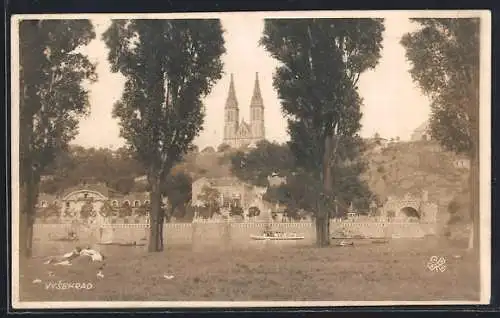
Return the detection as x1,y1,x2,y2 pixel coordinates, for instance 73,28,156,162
223,74,239,147
250,72,265,143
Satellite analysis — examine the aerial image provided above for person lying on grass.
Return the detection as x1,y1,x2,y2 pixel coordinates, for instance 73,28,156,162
44,247,82,264
44,246,105,265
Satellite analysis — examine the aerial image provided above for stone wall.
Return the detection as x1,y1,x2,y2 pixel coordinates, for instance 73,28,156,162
32,219,437,251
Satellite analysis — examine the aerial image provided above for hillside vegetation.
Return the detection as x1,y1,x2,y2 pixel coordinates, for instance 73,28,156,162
172,150,234,180
361,140,470,236
41,141,471,235
180,140,469,209
179,141,470,229
363,140,468,204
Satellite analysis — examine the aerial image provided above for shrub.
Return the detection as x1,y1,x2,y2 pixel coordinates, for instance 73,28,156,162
217,143,231,153
387,210,395,218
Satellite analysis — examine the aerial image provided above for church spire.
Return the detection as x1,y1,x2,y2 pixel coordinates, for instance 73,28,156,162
250,72,263,107
225,73,238,109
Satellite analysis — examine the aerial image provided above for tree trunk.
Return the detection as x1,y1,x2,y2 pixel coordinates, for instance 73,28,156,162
467,58,480,255
468,148,480,253
467,87,480,254
159,207,165,251
315,200,321,245
19,179,37,258
315,215,329,247
316,134,334,247
148,178,164,252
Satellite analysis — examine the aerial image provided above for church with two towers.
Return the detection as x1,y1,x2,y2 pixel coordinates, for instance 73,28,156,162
223,72,266,148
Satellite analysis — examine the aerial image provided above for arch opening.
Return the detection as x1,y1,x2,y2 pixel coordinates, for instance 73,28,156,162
400,206,420,219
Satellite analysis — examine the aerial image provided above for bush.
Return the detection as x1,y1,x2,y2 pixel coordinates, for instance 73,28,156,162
447,200,460,215
387,210,395,218
217,143,231,153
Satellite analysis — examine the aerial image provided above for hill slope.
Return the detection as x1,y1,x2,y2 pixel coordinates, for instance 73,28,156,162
176,141,470,226
361,140,470,229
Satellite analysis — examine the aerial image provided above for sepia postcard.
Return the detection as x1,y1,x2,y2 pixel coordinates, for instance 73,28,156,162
10,10,491,309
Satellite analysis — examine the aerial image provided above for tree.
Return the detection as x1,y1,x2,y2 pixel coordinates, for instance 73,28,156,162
39,146,145,194
247,206,261,218
99,200,114,217
80,200,95,219
230,205,244,218
230,141,373,220
201,146,216,153
260,19,384,246
103,19,225,251
401,18,480,251
161,171,192,219
332,159,374,213
197,185,221,218
111,177,136,194
19,20,97,257
263,171,326,215
217,143,231,153
39,201,61,219
230,140,295,187
119,201,133,218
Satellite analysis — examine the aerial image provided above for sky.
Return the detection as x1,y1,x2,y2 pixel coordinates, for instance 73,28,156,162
73,14,431,150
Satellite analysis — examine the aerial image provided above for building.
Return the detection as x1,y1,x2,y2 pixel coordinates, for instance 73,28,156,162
223,72,265,148
192,176,272,213
382,191,437,223
411,121,432,141
35,183,164,221
192,177,256,209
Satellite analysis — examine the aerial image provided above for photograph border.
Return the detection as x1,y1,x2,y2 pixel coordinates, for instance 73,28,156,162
8,9,492,310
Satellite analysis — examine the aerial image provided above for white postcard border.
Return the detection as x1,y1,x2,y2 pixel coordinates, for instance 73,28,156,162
10,10,492,309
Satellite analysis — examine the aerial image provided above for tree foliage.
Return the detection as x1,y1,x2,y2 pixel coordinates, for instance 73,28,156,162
161,171,193,219
230,140,295,187
260,19,383,171
103,19,225,251
40,146,144,194
80,200,94,219
230,140,374,217
39,201,61,218
400,18,480,251
20,20,97,180
400,18,479,156
197,185,221,218
217,143,231,153
19,19,97,257
99,200,115,217
119,201,133,218
260,19,383,246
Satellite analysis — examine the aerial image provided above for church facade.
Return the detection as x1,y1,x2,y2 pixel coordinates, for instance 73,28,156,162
223,72,265,148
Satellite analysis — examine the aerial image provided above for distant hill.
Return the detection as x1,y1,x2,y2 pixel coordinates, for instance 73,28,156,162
361,139,470,231
171,149,234,180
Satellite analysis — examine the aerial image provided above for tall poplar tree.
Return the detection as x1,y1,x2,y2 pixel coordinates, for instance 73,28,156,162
401,18,481,250
19,19,97,257
103,19,225,251
260,19,384,246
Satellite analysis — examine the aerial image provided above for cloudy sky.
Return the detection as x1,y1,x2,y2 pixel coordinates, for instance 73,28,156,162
73,13,431,150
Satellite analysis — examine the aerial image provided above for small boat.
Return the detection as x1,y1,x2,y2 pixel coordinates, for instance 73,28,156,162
250,231,304,241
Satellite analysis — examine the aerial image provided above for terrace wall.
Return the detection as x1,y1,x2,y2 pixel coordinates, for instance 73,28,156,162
33,218,437,250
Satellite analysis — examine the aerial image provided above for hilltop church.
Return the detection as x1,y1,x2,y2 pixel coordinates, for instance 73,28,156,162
222,72,266,148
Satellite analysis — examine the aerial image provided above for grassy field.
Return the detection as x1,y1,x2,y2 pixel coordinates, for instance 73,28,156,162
18,237,479,303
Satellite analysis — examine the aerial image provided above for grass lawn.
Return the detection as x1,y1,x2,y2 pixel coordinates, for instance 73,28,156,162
18,237,479,303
